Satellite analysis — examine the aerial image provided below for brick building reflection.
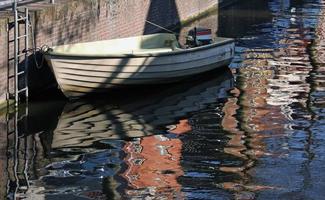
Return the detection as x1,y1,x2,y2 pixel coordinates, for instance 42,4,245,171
219,66,276,199
218,1,322,199
311,1,325,111
122,120,190,199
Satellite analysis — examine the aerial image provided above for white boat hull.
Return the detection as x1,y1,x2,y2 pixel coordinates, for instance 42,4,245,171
45,36,234,98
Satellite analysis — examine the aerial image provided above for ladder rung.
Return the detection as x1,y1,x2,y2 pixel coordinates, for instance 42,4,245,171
8,53,26,61
17,10,28,14
18,88,28,93
8,131,16,135
8,74,15,79
8,72,25,79
18,35,27,39
16,17,28,22
8,35,27,43
18,53,27,58
18,115,27,121
17,71,25,76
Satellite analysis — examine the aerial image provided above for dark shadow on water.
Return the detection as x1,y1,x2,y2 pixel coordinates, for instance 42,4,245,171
217,0,272,38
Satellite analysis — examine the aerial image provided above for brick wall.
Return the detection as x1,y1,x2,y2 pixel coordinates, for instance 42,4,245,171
0,115,8,198
33,0,217,45
0,0,219,104
0,18,8,103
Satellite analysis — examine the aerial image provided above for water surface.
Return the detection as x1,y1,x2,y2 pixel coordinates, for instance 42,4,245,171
3,0,325,199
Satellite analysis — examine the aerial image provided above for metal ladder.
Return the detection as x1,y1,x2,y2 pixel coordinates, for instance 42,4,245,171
6,4,30,197
7,2,29,108
6,108,31,199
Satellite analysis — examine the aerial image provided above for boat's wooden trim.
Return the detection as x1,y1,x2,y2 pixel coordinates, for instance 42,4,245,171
45,37,234,58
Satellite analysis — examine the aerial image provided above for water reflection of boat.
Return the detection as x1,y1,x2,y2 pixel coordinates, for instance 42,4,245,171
51,69,234,149
44,33,234,98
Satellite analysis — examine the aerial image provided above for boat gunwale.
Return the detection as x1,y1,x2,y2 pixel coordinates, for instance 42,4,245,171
45,38,235,59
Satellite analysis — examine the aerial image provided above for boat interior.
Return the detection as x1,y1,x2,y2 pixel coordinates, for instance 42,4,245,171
49,33,181,56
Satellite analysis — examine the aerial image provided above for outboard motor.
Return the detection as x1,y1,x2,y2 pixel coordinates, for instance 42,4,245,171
186,27,213,48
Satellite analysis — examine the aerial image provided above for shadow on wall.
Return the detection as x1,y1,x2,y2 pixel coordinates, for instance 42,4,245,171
143,0,180,35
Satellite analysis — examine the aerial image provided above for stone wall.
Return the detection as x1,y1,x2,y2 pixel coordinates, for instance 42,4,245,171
0,17,9,105
33,0,217,45
0,0,219,108
0,114,8,198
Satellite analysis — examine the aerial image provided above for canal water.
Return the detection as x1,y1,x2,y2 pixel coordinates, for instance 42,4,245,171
3,0,325,199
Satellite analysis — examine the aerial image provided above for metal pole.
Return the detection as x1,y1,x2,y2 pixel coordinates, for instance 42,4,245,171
13,0,18,8
7,17,10,103
24,7,29,103
50,0,55,4
13,1,18,108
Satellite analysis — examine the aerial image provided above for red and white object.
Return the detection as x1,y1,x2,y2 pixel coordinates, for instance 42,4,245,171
196,29,212,41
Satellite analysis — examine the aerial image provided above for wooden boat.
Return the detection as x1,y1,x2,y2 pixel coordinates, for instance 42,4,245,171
44,33,235,98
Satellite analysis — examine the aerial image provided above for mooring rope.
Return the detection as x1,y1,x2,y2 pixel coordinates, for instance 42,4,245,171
27,17,48,69
145,20,180,36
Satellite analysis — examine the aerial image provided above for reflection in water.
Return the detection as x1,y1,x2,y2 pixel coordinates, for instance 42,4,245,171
51,70,233,150
5,69,234,199
122,134,184,199
120,120,191,198
223,0,325,199
3,0,325,199
311,0,325,116
218,0,272,39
